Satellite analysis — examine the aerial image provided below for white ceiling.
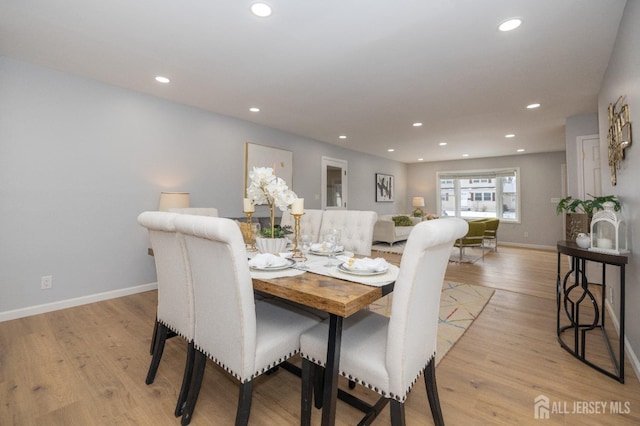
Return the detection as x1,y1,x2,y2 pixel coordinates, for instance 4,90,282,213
0,0,627,163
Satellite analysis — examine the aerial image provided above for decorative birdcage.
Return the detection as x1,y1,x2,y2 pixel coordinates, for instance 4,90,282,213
589,202,628,254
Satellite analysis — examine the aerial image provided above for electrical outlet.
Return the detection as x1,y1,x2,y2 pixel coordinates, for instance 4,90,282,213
524,231,529,238
41,275,52,290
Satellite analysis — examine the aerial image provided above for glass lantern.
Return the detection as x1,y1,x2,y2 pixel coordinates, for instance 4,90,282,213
589,202,628,254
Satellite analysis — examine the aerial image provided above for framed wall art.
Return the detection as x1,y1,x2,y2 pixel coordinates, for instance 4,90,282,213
375,173,394,202
244,142,293,194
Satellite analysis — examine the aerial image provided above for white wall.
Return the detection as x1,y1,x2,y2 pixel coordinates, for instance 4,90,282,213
407,151,566,247
0,56,406,316
596,0,640,370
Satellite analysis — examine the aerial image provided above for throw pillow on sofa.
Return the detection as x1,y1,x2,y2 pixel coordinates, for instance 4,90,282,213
392,215,413,227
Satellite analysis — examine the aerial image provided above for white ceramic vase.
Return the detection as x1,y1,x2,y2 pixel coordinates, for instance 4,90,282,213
255,237,287,254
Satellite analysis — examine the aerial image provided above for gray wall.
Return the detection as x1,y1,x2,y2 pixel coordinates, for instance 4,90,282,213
407,151,566,248
595,0,640,370
565,112,599,197
0,56,407,314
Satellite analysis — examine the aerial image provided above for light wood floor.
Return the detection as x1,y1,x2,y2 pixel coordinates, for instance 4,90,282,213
2,246,639,425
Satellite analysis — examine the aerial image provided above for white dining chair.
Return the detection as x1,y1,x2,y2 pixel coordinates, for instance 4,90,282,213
300,218,468,426
174,215,322,426
280,208,324,243
137,211,195,417
318,210,378,256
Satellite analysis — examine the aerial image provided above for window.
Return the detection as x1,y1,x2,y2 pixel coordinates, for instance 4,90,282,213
437,168,520,222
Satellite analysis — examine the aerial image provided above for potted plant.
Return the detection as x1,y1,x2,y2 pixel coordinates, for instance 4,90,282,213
556,194,621,240
246,166,298,253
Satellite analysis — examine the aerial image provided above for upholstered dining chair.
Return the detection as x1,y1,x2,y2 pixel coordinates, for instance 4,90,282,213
280,208,324,243
299,218,468,426
137,211,195,417
318,210,378,256
453,220,486,262
174,215,321,426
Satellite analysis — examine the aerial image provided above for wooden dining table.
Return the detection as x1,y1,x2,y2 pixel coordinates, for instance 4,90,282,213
252,265,395,426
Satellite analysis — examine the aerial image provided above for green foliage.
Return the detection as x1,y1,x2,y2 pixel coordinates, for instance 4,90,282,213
412,209,424,217
392,215,414,226
555,194,621,218
259,225,292,238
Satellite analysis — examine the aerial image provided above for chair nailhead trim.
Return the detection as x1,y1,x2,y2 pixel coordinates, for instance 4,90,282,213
300,353,436,403
196,344,300,383
159,319,191,341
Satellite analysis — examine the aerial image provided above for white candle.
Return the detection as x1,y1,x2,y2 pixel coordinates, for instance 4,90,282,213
291,198,304,215
243,198,255,213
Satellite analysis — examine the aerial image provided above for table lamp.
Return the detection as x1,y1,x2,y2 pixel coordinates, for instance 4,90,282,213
158,192,190,211
412,196,425,217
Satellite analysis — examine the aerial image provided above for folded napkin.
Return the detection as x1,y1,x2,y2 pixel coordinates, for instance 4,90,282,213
310,243,344,253
248,253,289,268
337,256,389,272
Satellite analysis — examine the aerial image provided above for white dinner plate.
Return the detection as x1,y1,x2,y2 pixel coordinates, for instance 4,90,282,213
250,258,296,271
337,263,388,276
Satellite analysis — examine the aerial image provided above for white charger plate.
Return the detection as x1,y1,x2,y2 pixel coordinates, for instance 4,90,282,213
250,258,296,271
337,263,388,276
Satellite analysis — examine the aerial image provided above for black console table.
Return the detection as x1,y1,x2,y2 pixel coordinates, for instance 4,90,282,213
556,240,628,383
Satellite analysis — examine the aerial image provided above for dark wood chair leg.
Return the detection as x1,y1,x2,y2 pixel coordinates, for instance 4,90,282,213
235,381,253,426
313,364,324,409
301,358,314,426
390,400,406,426
146,322,168,384
424,358,444,426
174,341,196,417
149,316,158,355
181,350,207,426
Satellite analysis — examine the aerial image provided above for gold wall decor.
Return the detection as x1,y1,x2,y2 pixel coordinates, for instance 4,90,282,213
607,96,632,185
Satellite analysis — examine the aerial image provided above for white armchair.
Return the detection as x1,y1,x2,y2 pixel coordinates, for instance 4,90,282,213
169,207,219,217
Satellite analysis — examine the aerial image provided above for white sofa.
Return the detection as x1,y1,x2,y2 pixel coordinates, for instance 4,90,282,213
373,214,421,246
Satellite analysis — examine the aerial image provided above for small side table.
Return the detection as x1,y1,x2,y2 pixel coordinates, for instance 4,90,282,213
556,240,629,383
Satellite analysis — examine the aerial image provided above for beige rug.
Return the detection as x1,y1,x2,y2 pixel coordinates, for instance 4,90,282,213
369,281,494,364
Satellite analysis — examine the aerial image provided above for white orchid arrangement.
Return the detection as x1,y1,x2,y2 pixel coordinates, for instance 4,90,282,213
246,166,297,211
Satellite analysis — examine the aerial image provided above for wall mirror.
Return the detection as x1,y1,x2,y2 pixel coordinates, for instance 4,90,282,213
321,156,348,210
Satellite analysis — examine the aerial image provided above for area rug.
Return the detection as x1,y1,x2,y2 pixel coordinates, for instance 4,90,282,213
369,281,494,365
372,241,406,254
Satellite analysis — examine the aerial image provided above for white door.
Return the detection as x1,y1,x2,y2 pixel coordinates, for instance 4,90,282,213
321,157,348,210
577,135,601,199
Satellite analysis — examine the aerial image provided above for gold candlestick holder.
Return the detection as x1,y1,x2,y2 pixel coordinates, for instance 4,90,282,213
290,212,305,259
245,212,257,251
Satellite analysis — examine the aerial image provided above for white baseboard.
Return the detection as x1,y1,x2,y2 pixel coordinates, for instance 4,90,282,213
604,298,640,383
0,282,158,323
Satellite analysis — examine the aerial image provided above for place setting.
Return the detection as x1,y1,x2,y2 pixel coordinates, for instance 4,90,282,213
248,252,306,279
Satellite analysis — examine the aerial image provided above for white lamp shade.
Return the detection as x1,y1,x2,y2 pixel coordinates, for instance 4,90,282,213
158,192,190,211
412,197,425,207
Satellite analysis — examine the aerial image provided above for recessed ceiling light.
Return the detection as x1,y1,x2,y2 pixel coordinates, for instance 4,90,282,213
413,122,423,127
526,103,541,109
338,135,347,139
249,107,260,112
155,76,170,83
251,2,272,17
418,158,424,161
517,148,525,152
439,142,447,146
462,154,469,157
387,148,395,152
499,18,522,32
505,134,515,138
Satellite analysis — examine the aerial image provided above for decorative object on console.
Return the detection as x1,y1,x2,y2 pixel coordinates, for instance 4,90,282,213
246,166,298,253
556,194,621,241
375,173,394,202
412,196,425,217
589,201,628,254
607,96,632,186
576,233,591,249
158,192,190,211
